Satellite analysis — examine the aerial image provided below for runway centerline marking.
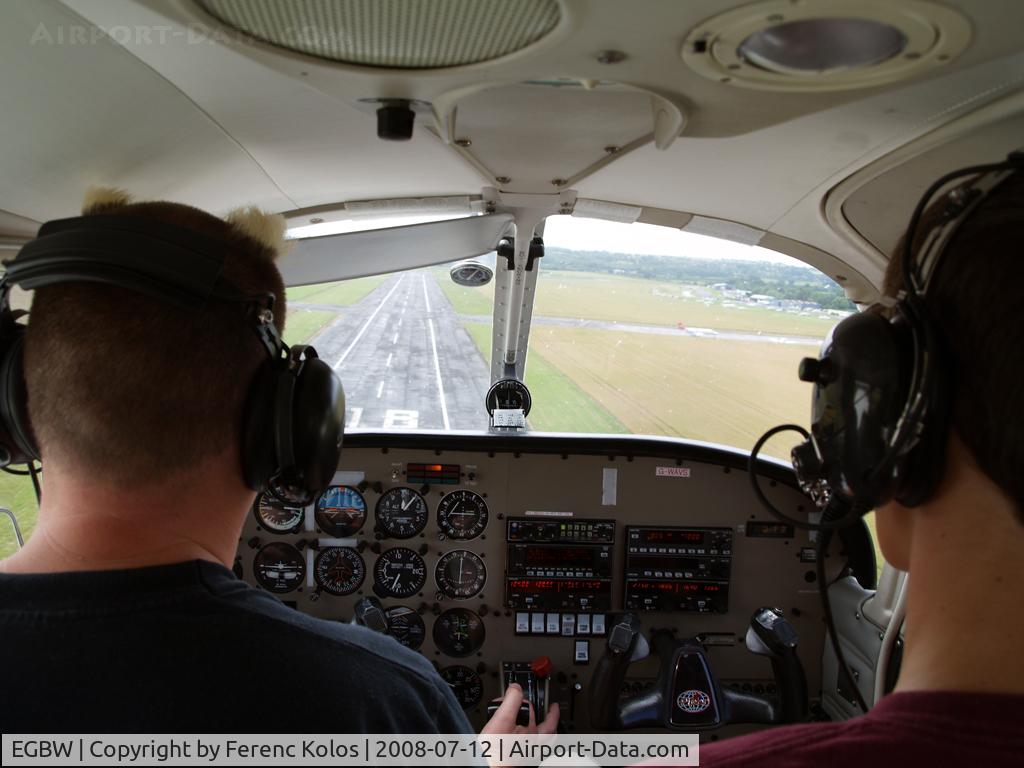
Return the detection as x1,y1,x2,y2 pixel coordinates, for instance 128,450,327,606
376,381,384,398
385,352,393,368
333,274,406,370
391,331,399,344
422,274,432,313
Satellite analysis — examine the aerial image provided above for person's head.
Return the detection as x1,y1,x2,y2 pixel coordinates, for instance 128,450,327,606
875,171,1024,568
23,187,288,492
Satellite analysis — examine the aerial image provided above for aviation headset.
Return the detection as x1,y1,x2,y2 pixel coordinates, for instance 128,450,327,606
751,151,1024,528
0,213,345,504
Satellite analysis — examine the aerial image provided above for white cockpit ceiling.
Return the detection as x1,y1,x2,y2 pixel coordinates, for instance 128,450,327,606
1,0,1023,292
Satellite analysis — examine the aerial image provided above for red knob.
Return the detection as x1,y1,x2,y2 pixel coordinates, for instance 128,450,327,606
531,655,553,679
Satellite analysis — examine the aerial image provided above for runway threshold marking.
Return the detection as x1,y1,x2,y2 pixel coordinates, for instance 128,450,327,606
347,407,363,428
423,275,451,431
332,274,406,370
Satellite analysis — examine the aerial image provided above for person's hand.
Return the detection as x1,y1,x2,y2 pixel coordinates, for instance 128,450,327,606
480,683,560,735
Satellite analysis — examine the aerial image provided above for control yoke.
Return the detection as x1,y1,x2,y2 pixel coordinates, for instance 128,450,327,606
590,608,808,730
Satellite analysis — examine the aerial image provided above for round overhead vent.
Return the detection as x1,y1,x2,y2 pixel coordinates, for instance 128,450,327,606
738,18,907,76
682,0,970,91
196,0,561,69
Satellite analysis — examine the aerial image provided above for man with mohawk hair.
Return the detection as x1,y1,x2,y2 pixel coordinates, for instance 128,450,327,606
0,189,471,734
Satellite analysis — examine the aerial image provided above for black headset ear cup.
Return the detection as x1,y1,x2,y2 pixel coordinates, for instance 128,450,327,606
239,348,345,499
290,352,345,495
0,332,39,465
239,361,278,493
811,311,911,505
893,312,951,507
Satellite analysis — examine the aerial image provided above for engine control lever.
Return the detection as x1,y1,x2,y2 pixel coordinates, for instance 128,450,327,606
353,597,389,634
745,607,808,722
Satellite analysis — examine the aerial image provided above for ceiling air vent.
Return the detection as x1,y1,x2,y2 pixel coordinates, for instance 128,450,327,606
196,0,561,69
682,0,969,92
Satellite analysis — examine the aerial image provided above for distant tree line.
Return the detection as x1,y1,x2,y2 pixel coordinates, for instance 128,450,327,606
542,247,855,311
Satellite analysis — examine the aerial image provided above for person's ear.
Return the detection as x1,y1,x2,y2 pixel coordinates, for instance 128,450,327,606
875,501,913,571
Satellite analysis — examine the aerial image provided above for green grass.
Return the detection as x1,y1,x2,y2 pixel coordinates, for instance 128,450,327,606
528,325,820,459
462,322,626,434
534,271,838,337
286,275,385,306
433,268,837,336
0,472,38,558
436,273,493,315
283,309,335,347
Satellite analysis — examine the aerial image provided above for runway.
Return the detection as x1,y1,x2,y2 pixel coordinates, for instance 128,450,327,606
305,272,490,431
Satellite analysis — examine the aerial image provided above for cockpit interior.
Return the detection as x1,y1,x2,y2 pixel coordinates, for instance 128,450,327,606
1,0,1023,747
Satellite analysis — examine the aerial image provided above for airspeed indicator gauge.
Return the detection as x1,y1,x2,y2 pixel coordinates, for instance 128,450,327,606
437,491,488,540
485,378,532,416
253,493,304,534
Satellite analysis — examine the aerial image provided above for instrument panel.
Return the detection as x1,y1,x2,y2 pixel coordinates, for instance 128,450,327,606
235,432,842,735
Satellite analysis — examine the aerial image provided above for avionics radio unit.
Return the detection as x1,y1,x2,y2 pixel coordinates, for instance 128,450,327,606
623,526,732,612
504,517,614,611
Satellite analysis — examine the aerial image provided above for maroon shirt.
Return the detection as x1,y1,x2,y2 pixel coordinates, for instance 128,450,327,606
696,691,1024,767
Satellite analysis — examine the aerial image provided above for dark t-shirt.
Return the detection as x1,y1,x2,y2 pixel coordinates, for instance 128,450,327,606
0,560,472,733
697,690,1024,766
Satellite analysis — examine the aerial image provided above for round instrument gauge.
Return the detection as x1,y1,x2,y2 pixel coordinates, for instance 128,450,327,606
253,493,304,534
313,546,365,596
375,488,429,538
373,547,427,598
440,665,483,709
433,608,486,658
485,378,532,416
435,550,487,599
253,542,305,593
315,485,367,537
385,606,426,650
437,491,489,540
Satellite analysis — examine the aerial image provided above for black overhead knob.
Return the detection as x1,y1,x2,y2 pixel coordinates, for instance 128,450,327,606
376,100,415,141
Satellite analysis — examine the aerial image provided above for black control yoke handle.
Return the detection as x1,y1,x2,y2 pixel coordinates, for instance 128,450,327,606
589,609,808,731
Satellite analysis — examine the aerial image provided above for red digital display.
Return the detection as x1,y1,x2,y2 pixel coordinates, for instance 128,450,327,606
507,578,605,593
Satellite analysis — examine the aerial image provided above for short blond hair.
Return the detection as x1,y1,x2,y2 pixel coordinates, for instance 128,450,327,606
24,189,288,484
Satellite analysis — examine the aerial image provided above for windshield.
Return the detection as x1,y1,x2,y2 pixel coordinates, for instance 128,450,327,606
285,215,852,461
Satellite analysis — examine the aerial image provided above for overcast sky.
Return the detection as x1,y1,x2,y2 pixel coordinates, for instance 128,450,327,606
288,213,802,266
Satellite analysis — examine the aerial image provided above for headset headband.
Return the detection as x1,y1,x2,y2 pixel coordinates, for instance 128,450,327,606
1,214,285,359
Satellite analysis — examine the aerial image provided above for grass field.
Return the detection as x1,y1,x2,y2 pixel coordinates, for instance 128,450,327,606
286,274,385,306
528,325,819,460
436,268,837,337
437,272,493,316
283,309,335,347
462,322,627,434
535,271,837,336
0,472,37,558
